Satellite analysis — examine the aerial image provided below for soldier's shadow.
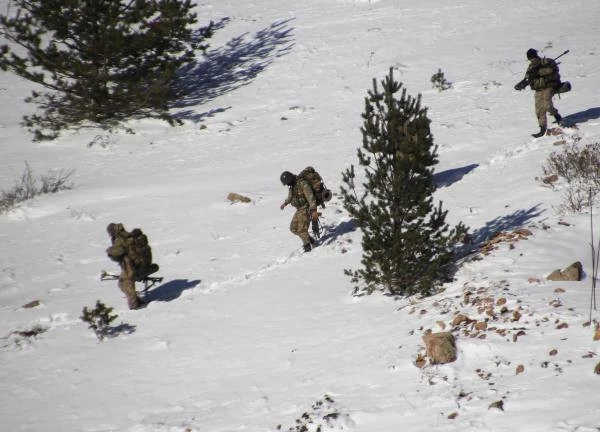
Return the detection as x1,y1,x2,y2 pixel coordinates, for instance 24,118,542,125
144,279,201,303
562,107,600,126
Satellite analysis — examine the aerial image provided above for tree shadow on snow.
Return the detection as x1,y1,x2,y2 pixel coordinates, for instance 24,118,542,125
144,279,202,303
467,204,545,248
434,164,479,189
562,107,600,127
172,18,295,121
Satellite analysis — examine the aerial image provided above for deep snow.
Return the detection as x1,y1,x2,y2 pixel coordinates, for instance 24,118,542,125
1,0,600,431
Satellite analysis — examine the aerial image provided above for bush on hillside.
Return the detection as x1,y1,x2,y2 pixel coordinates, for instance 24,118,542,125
341,67,468,297
0,162,74,214
542,141,600,212
0,0,214,140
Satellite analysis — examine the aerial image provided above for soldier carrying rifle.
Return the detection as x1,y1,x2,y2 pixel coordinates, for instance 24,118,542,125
514,48,571,138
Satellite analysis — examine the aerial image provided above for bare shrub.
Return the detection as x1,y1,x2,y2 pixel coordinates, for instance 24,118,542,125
543,142,600,212
0,162,74,214
39,168,75,193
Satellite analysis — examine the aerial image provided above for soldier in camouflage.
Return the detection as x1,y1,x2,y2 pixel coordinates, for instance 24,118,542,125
280,171,319,252
106,223,143,310
523,48,562,138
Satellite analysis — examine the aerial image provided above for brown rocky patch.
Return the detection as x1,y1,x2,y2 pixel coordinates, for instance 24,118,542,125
226,192,252,203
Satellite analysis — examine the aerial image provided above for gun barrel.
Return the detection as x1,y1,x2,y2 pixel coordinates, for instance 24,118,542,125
554,50,570,61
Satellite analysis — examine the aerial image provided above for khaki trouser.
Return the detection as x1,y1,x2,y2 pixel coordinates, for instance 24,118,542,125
290,207,311,246
534,88,558,128
119,258,141,309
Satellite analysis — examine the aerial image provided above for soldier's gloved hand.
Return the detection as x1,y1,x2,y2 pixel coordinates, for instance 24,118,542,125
310,210,319,221
280,202,287,210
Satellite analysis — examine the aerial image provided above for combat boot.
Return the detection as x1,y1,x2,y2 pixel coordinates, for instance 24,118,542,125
303,243,312,253
531,125,547,138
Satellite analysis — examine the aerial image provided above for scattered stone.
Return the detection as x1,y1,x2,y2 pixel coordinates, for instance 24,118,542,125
496,298,507,306
594,362,600,375
436,320,447,330
556,322,569,330
549,349,558,356
474,321,488,331
593,329,600,341
549,299,563,308
22,300,41,309
481,230,531,254
542,174,559,184
226,192,251,203
512,310,522,322
528,277,541,284
447,412,459,420
423,332,457,365
514,228,533,237
414,353,426,369
488,400,504,411
554,287,566,293
512,330,526,342
547,261,583,281
452,314,473,326
516,364,525,375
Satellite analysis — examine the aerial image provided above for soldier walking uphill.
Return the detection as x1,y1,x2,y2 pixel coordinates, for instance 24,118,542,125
280,171,319,252
515,48,563,138
106,223,157,309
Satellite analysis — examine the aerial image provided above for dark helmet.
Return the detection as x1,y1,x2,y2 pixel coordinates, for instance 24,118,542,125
526,48,538,60
107,222,125,238
280,171,296,186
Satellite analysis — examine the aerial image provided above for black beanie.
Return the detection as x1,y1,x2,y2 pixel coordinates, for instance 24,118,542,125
526,48,538,60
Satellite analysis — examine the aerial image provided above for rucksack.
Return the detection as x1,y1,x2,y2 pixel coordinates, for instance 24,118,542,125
125,228,154,278
531,57,561,90
297,166,332,208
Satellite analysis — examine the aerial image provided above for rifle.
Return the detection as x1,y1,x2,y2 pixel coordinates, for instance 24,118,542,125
100,269,163,292
514,49,570,91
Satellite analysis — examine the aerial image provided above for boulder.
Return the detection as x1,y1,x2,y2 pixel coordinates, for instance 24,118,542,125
422,332,457,365
546,261,583,281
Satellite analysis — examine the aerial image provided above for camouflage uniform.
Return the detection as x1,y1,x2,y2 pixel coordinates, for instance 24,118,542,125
282,179,317,248
106,223,143,310
525,56,561,130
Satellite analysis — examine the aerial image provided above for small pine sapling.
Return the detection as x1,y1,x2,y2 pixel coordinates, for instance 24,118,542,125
81,301,118,341
431,68,453,91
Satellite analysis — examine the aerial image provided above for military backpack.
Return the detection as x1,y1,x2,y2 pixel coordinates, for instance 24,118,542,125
530,58,561,91
125,228,153,277
297,166,332,208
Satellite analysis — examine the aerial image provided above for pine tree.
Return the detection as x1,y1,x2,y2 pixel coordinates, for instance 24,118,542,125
0,0,213,140
341,68,467,297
